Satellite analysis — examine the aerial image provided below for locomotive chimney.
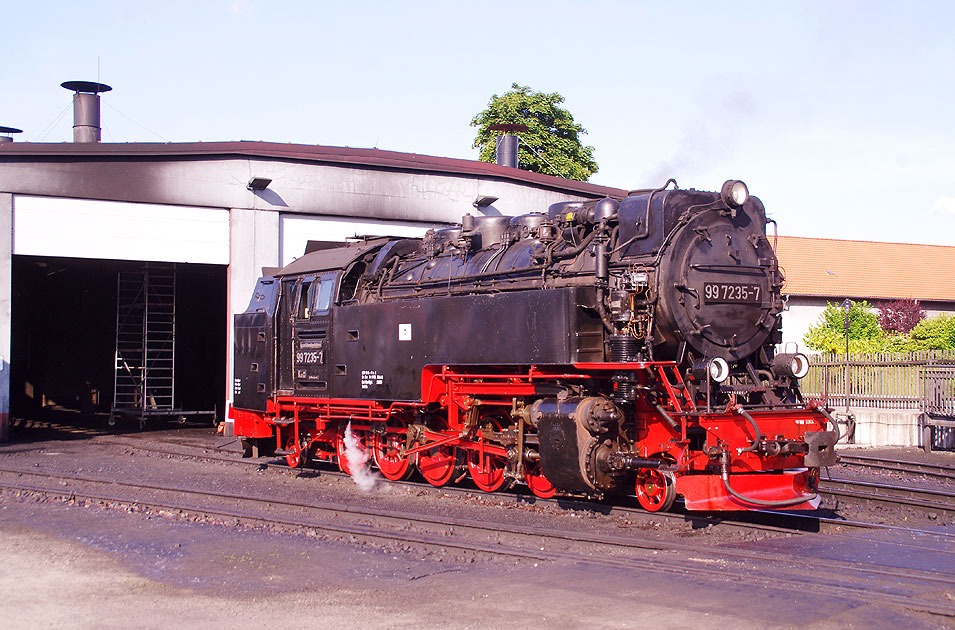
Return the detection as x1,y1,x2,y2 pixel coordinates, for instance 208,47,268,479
0,126,22,144
489,123,528,169
61,80,113,143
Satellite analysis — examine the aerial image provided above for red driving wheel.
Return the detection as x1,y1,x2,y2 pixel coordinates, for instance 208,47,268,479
372,430,415,481
285,434,307,469
524,460,556,498
417,443,456,487
467,443,506,493
336,427,368,476
635,468,676,512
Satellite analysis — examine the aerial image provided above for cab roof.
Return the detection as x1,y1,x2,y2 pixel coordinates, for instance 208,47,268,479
274,238,393,277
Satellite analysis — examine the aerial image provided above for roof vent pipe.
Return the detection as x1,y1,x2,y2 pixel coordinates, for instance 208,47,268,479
489,123,528,169
61,81,112,143
0,126,22,144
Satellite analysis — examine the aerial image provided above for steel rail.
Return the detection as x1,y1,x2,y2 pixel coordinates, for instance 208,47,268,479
95,435,955,536
0,465,782,555
837,454,955,482
820,476,955,514
95,436,855,535
2,466,953,580
0,477,549,563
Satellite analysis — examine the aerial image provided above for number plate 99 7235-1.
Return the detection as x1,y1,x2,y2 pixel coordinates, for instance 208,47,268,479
702,282,761,304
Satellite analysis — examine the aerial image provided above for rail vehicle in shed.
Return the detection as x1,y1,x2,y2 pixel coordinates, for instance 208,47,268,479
229,179,839,511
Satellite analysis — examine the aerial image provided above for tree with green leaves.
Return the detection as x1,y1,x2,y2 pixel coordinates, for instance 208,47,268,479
471,83,598,182
803,301,882,354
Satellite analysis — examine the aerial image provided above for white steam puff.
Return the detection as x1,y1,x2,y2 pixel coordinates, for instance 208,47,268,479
344,421,378,493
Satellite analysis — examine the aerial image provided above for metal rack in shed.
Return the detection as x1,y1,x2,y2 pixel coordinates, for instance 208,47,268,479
110,263,216,428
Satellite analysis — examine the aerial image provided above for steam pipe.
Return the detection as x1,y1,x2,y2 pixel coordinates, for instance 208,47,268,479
594,240,608,284
550,227,598,262
608,453,671,471
654,404,680,432
388,225,602,290
594,287,614,334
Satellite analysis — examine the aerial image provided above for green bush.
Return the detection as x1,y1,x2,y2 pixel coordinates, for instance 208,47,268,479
803,303,955,353
908,314,955,350
803,301,881,353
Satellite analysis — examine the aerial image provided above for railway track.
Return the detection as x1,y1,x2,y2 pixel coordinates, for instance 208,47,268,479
35,420,955,521
1,463,954,619
837,453,955,482
13,426,955,534
89,433,955,546
94,434,906,535
820,476,955,516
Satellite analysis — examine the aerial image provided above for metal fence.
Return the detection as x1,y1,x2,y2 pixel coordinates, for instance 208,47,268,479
922,363,955,417
800,350,955,411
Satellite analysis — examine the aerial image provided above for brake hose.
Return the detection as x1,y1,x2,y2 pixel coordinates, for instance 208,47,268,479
734,407,763,453
720,451,818,508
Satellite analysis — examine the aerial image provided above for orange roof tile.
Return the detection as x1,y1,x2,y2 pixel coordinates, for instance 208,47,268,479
774,236,955,302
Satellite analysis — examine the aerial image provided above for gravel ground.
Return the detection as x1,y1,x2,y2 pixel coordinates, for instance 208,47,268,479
1,421,953,629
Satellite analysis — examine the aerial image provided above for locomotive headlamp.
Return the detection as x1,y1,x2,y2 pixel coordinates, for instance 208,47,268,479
720,180,749,208
772,353,811,379
693,357,730,383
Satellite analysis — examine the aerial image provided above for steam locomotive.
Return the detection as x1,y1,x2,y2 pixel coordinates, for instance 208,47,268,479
229,179,838,511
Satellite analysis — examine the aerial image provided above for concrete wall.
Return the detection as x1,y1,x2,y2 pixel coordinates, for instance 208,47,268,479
779,297,829,352
226,208,280,436
837,407,921,448
0,193,10,440
0,156,605,224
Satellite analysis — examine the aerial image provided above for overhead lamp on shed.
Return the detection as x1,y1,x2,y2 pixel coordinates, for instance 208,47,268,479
247,177,272,191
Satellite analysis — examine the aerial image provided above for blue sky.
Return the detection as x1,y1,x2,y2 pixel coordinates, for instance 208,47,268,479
4,1,954,245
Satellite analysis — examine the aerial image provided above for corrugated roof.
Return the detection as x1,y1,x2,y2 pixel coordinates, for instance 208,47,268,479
775,235,955,302
0,140,625,198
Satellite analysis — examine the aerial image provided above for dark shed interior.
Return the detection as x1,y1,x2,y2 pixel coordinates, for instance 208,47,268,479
10,255,226,426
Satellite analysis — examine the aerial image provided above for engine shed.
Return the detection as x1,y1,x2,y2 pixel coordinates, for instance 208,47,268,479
0,133,622,440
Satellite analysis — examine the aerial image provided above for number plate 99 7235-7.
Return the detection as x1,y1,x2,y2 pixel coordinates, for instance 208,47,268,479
702,282,761,304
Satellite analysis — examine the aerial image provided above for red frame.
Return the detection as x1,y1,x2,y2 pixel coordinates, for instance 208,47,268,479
229,361,829,510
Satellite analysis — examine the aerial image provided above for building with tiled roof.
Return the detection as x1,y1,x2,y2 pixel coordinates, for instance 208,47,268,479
774,236,955,350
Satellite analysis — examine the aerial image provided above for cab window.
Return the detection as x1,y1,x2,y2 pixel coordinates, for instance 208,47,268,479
294,277,316,319
314,276,335,313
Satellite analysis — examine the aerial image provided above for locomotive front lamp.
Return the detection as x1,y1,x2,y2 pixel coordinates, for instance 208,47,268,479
693,357,730,383
720,180,749,208
708,357,730,382
772,352,810,379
